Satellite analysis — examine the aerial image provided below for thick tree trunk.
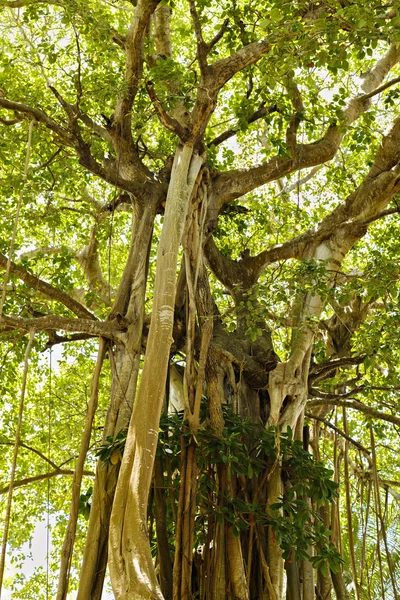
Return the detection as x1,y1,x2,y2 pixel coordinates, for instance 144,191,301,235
108,145,202,598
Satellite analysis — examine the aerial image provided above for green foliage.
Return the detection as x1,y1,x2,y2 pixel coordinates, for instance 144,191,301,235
1,0,400,596
98,405,339,566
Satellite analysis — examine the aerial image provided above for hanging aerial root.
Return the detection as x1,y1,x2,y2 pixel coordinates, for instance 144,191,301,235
56,338,107,600
0,328,35,596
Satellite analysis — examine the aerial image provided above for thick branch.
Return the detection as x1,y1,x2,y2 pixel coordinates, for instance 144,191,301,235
204,235,253,291
112,0,159,145
0,97,72,143
191,36,271,140
225,115,400,280
0,314,125,338
209,37,271,91
213,43,400,206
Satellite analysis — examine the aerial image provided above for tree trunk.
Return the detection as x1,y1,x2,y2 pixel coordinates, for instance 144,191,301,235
108,145,202,598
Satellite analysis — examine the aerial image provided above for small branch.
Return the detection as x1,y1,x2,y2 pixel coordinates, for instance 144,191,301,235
307,397,400,427
43,332,97,350
309,386,365,400
305,412,370,456
146,81,190,140
188,0,207,71
0,469,94,495
0,439,60,470
277,165,323,196
32,147,63,171
0,97,72,144
78,112,113,144
0,115,23,126
48,84,75,121
208,103,278,147
355,205,400,227
4,0,63,6
362,75,400,100
309,356,365,383
206,18,230,52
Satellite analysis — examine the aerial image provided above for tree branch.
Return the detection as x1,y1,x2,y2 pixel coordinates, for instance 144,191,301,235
305,413,370,456
0,97,72,143
112,0,159,154
0,314,125,338
206,18,230,52
0,469,94,495
43,332,97,350
307,397,400,427
188,0,208,71
146,81,190,140
204,235,257,291
213,43,400,206
222,115,400,279
191,36,272,140
309,355,366,384
208,102,278,147
78,112,113,144
0,439,60,470
0,252,95,320
209,37,271,91
2,0,63,7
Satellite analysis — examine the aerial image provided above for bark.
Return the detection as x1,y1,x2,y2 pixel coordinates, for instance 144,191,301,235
331,569,350,600
266,466,284,600
226,527,249,600
342,409,360,600
285,559,300,600
0,314,122,338
154,455,173,600
109,145,202,598
77,200,157,600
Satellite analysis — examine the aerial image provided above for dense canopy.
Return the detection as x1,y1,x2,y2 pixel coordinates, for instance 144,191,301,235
1,1,400,599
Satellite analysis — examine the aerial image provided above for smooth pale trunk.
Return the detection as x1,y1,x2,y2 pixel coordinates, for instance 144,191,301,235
109,145,202,599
